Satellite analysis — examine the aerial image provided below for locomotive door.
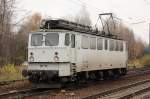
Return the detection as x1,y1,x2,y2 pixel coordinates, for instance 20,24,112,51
70,34,77,63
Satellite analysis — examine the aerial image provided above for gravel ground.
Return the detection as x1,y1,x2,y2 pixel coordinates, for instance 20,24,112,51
0,80,31,93
25,73,150,99
0,68,149,99
132,91,150,99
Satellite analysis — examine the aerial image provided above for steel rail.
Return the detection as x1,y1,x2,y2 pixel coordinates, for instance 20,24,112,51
0,79,27,86
0,67,149,98
81,79,150,99
0,88,56,99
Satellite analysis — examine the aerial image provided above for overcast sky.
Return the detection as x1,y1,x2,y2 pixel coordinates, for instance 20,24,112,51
17,0,150,44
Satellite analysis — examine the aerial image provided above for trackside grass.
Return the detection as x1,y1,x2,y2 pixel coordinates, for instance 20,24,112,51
0,64,26,81
128,55,150,69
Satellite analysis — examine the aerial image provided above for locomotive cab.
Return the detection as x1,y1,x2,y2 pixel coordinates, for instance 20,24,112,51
25,30,77,83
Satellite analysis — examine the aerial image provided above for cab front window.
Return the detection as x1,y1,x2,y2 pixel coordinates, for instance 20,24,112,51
31,34,43,46
45,33,59,46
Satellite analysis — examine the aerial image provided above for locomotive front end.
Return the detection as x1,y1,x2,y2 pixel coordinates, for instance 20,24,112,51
23,31,73,83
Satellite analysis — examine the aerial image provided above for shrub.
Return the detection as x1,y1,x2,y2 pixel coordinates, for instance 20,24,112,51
2,64,19,73
0,64,25,81
140,55,150,66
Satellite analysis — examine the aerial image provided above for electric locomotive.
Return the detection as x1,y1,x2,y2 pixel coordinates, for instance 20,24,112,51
22,19,128,87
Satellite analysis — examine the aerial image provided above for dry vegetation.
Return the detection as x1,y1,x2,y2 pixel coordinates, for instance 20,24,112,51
128,55,150,68
0,64,26,81
0,0,41,66
140,55,150,66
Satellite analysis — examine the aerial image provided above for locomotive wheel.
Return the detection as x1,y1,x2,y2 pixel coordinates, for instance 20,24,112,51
97,71,104,80
112,69,120,79
121,68,127,76
103,70,110,80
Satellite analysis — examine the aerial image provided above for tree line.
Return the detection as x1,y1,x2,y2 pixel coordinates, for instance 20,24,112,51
0,1,147,66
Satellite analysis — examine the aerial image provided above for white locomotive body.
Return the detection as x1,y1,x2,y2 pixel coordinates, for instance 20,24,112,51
23,19,128,84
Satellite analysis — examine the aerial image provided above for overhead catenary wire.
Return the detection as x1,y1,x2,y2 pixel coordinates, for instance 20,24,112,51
74,0,150,25
130,21,146,25
144,0,150,5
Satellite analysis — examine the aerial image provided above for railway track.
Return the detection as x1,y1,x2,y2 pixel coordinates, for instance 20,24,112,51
125,67,150,78
0,79,27,86
81,79,150,99
0,87,57,99
0,67,149,99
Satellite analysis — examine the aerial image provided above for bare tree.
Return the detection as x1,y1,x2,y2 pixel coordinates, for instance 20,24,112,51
12,13,42,65
63,5,91,26
18,13,42,35
0,0,15,65
104,19,145,59
74,5,92,26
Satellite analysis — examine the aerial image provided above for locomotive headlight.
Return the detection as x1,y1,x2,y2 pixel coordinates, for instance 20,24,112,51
29,56,34,62
54,52,59,61
29,52,34,62
54,56,59,62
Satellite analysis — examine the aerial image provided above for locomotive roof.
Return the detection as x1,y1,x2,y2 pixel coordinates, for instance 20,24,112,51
38,19,125,41
31,29,124,41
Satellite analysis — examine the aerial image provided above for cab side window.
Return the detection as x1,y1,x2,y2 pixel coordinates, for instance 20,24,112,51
81,36,89,49
65,33,70,46
105,39,108,50
97,38,103,50
115,41,119,51
71,34,75,48
109,40,114,51
120,42,123,51
90,37,96,49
